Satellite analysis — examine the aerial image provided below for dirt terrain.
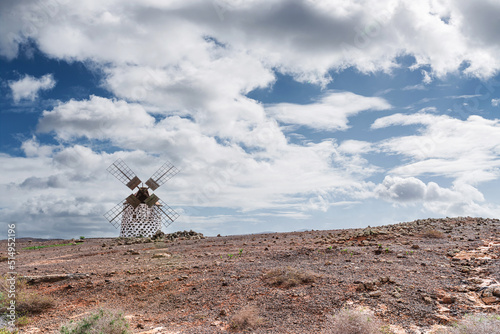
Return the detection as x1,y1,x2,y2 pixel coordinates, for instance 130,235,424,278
2,217,500,333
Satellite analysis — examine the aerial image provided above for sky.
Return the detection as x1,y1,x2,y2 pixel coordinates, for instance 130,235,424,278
1,0,500,238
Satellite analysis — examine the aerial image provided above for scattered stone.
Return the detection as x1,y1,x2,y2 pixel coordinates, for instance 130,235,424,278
152,253,171,259
482,296,499,305
440,295,456,304
369,290,382,298
423,296,433,304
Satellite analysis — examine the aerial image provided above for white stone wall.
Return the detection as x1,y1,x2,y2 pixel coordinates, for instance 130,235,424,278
120,203,161,238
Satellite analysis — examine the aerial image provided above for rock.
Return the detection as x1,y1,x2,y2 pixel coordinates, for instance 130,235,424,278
482,296,499,305
368,290,382,298
24,274,85,284
493,287,500,297
151,230,165,240
379,276,390,283
152,253,171,259
440,295,456,304
392,292,401,298
423,296,433,304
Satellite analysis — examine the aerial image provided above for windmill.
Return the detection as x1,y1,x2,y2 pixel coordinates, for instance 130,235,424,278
103,158,180,238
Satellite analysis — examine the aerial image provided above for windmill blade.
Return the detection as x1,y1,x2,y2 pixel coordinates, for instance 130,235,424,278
103,200,128,229
153,198,180,229
107,159,142,190
145,161,179,191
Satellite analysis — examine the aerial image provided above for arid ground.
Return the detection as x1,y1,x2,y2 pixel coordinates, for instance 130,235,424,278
2,217,500,333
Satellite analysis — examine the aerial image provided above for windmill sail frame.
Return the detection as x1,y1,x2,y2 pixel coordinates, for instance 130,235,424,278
103,158,180,237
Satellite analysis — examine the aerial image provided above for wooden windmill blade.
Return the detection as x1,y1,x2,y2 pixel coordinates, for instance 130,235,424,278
107,158,142,190
145,161,179,191
103,199,129,229
154,198,180,229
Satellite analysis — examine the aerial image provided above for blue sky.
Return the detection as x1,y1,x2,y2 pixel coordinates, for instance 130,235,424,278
1,0,500,238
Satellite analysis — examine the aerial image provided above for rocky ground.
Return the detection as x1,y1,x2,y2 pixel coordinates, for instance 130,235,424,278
1,217,500,333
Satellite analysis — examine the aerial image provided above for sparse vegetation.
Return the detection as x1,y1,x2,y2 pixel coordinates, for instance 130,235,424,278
0,276,55,316
22,241,83,250
79,236,85,240
440,313,500,334
230,305,263,331
263,267,317,288
324,308,390,334
423,229,445,238
60,309,130,334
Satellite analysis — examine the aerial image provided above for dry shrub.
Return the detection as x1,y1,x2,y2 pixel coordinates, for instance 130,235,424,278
324,308,390,334
0,276,54,315
16,291,54,314
423,229,445,238
263,267,317,288
230,306,263,331
444,313,500,334
60,309,130,334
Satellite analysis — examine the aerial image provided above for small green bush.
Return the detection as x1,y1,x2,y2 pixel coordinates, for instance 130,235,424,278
60,309,130,334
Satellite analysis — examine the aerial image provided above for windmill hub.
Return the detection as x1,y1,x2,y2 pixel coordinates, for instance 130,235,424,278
104,159,180,238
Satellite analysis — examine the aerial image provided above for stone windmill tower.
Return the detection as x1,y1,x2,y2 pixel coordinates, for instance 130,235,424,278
104,159,180,237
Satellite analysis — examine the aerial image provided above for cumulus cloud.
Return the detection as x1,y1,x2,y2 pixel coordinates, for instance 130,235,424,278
372,113,500,183
375,176,426,202
2,0,500,84
2,0,500,237
492,98,500,107
266,91,390,131
8,74,56,103
375,175,491,217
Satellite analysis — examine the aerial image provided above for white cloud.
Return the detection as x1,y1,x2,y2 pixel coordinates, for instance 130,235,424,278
372,113,500,184
2,0,500,85
374,175,494,217
2,0,500,236
8,74,56,102
492,98,500,107
34,96,378,215
375,176,426,202
266,91,390,131
371,112,500,217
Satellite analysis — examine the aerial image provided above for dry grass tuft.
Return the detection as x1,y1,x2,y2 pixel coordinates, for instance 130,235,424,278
324,308,390,334
440,313,500,334
230,305,264,331
423,229,445,238
0,276,55,315
263,267,317,288
16,291,55,314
